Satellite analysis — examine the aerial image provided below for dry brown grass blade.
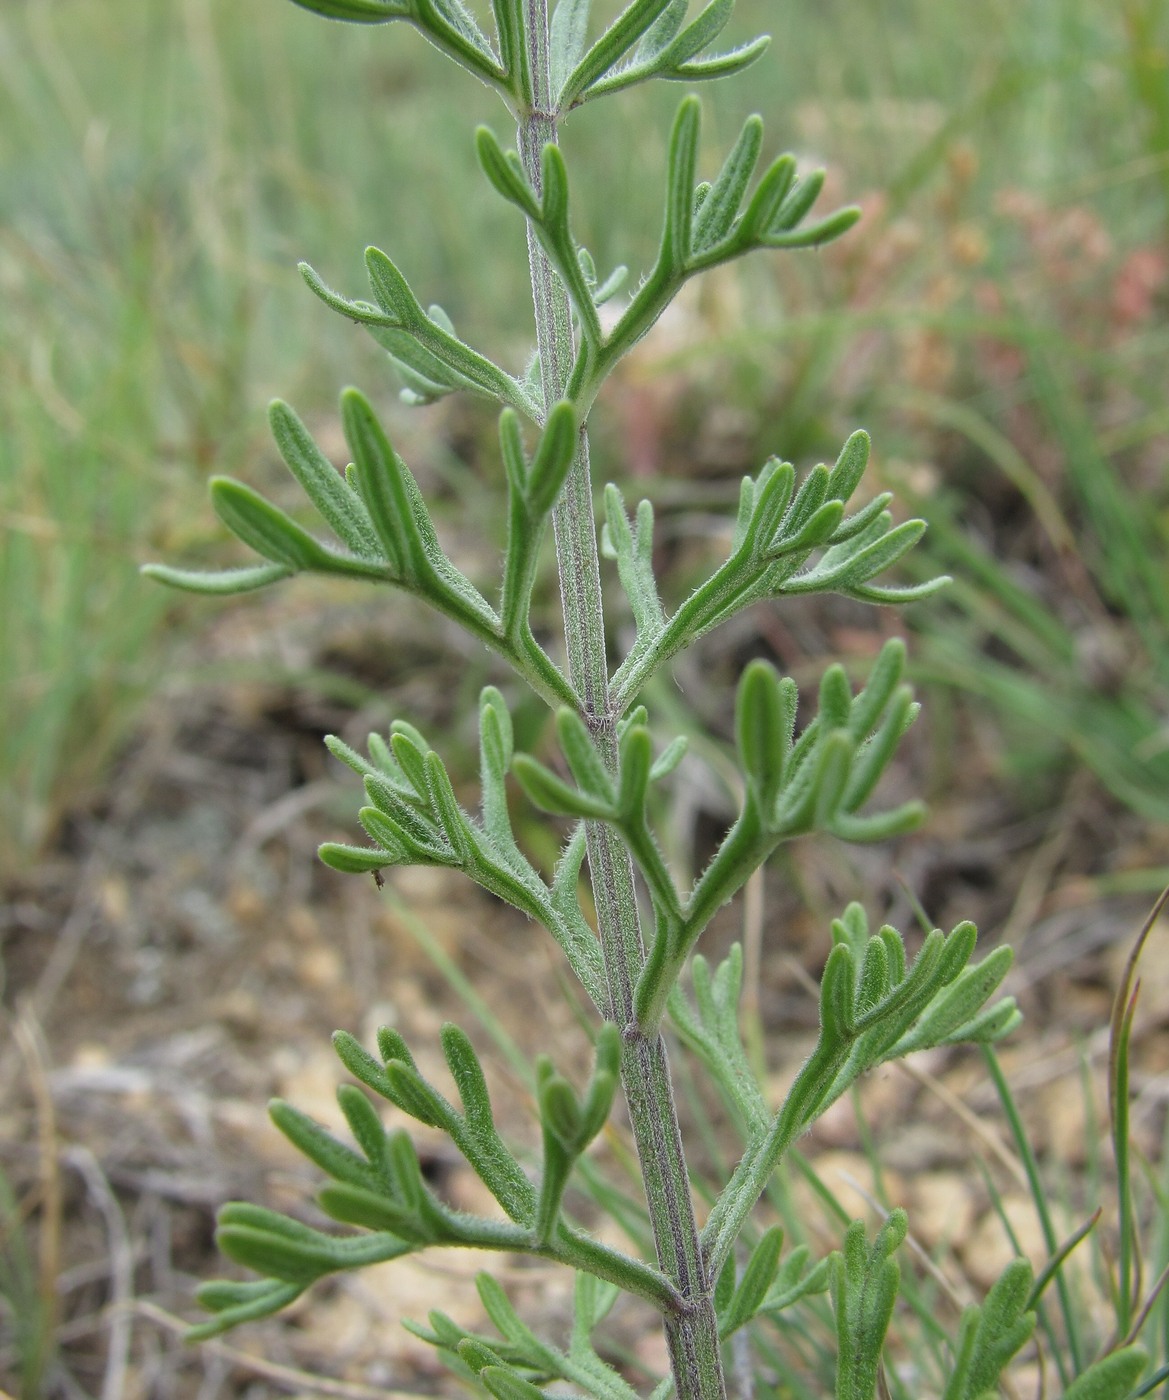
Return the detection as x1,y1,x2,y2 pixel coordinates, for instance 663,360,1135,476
895,1057,1028,1190
1108,885,1169,1135
1106,886,1168,1332
63,1145,133,1400
13,1009,62,1379
133,1300,432,1400
1123,1255,1169,1348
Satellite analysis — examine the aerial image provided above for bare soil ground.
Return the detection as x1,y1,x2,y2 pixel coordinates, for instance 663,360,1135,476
3,554,1167,1399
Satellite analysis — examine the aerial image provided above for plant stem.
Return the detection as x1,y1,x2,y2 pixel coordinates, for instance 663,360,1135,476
514,13,726,1399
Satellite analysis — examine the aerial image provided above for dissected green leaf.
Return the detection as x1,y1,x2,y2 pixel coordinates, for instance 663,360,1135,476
848,638,906,738
556,708,616,801
748,458,797,545
765,204,862,248
617,725,654,819
480,1365,548,1400
441,1024,495,1133
827,430,871,501
528,400,579,515
894,947,1015,1053
650,733,688,780
317,1182,431,1239
540,1073,584,1147
477,1272,528,1345
333,1029,400,1101
574,1271,621,1335
215,1202,411,1284
390,729,430,796
342,387,427,579
425,751,474,862
633,0,686,61
738,153,798,243
603,486,666,637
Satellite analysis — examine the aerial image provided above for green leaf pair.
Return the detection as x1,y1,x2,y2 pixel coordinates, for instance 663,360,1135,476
535,1024,621,1242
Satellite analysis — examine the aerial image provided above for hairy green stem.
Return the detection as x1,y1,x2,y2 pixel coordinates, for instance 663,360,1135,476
515,13,726,1399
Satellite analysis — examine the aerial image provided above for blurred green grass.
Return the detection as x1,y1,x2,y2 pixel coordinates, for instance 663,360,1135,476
1,0,1166,873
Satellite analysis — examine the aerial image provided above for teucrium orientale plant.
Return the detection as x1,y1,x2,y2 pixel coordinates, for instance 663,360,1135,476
141,1,1130,1396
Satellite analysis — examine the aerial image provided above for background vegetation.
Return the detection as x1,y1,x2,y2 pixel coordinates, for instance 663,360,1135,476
2,0,1167,871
